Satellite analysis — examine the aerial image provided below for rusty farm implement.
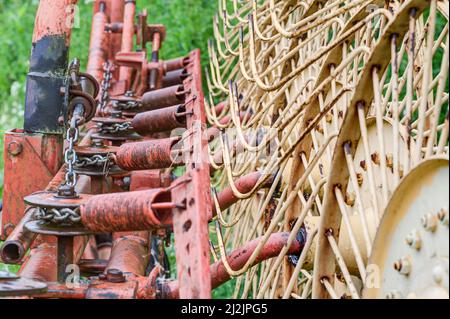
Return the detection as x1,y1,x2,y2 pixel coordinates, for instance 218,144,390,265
0,0,448,300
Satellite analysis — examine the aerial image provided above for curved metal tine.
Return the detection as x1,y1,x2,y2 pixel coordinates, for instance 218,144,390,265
213,14,234,60
208,40,231,93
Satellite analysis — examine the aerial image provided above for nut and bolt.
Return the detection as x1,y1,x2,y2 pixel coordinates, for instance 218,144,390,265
421,213,438,232
437,208,448,226
386,290,403,299
7,141,23,156
405,229,422,250
91,139,105,148
394,256,412,276
106,268,126,283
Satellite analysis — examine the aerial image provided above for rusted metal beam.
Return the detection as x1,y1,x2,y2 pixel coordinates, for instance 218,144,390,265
171,50,212,299
118,0,136,85
24,0,78,133
87,1,109,83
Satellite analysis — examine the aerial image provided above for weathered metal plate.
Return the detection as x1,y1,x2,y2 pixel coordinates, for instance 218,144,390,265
363,158,449,299
24,220,97,236
0,275,47,297
74,145,120,156
24,191,92,209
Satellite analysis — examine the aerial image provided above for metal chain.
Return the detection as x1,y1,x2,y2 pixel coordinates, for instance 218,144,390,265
98,122,132,134
98,62,114,110
34,206,82,225
114,100,142,110
75,154,110,168
64,116,80,187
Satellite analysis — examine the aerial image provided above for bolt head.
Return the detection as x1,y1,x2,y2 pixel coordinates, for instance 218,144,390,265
405,229,422,250
394,256,412,276
91,139,104,148
386,290,403,299
437,208,448,226
421,213,438,232
7,141,23,156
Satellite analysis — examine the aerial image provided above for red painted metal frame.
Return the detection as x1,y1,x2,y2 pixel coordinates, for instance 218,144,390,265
1,131,63,240
171,50,213,299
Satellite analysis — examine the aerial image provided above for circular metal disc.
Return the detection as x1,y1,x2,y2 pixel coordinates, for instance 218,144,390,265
74,145,120,156
23,192,92,209
24,220,97,236
0,271,19,280
91,132,142,142
74,165,127,177
0,276,47,297
92,117,130,125
363,158,449,299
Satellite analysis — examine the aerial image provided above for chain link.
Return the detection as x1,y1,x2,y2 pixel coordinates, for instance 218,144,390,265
75,154,110,168
114,100,142,110
98,62,114,110
98,122,132,134
64,116,80,187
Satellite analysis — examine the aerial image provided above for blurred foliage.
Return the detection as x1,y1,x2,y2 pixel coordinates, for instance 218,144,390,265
0,0,217,194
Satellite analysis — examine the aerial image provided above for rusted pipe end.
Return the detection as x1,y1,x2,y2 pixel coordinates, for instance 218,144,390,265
80,189,173,232
0,240,25,264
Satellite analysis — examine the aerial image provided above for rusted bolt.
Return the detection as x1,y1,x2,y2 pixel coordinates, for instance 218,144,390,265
386,154,393,169
345,192,356,207
356,173,364,186
7,141,23,156
106,268,126,283
386,290,403,299
394,256,412,276
360,160,367,171
371,152,380,165
91,139,104,148
399,165,404,179
437,208,448,226
316,124,324,134
421,213,438,232
405,229,422,250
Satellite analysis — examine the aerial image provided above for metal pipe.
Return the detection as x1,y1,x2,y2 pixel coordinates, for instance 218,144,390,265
0,209,36,264
141,85,188,112
87,3,109,83
213,172,275,214
24,0,79,133
162,69,189,87
119,0,136,84
80,189,173,232
115,137,182,171
160,231,306,299
164,57,190,72
131,105,186,135
106,233,149,276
